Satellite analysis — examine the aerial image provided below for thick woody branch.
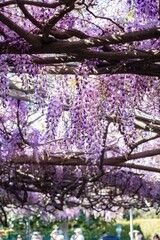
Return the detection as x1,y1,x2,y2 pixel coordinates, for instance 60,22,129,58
105,112,160,135
15,0,42,30
135,119,160,134
32,50,160,64
32,55,79,64
48,64,160,77
1,27,160,54
104,148,160,165
0,0,63,8
12,148,160,168
116,163,160,173
135,110,160,125
0,12,41,47
52,28,89,39
37,28,89,39
43,1,76,40
129,134,159,150
77,49,160,61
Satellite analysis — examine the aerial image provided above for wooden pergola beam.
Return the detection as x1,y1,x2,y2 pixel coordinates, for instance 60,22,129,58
12,148,160,166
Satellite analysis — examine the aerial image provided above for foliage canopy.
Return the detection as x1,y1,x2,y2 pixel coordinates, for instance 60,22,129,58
0,0,160,225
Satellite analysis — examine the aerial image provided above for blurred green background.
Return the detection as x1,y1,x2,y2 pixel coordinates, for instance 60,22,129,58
1,209,159,240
